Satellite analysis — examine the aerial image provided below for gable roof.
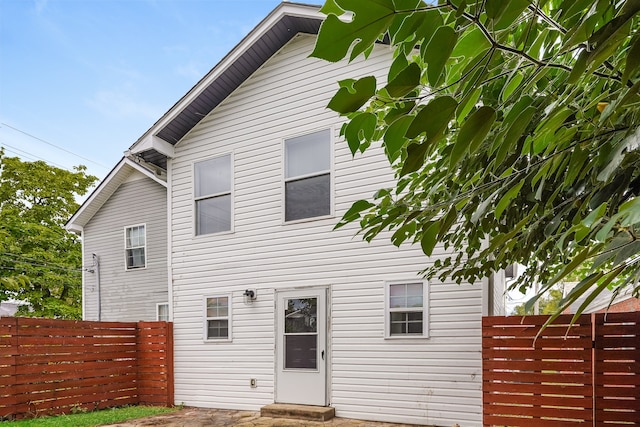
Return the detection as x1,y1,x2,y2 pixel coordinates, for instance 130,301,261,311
67,2,323,234
66,157,167,233
128,2,323,169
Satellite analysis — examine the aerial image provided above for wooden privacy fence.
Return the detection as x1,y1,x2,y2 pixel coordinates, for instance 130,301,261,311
483,312,640,426
0,317,173,420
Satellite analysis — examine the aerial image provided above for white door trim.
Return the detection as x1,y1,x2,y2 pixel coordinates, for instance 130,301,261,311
274,286,328,406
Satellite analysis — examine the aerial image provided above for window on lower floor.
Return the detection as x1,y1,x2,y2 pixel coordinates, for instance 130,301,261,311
284,129,331,221
157,303,169,322
386,281,428,338
204,295,231,341
125,224,146,269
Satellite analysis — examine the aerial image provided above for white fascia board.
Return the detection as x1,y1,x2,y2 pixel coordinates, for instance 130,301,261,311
123,157,168,188
65,157,167,232
67,224,84,235
128,3,322,152
130,134,175,158
66,157,128,232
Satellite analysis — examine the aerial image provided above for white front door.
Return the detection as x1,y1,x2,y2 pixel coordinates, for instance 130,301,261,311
275,287,327,406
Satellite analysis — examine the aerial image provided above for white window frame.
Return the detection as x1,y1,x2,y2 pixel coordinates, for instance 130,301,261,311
203,294,232,342
124,224,146,270
156,302,170,322
282,128,334,224
384,280,429,339
193,153,234,237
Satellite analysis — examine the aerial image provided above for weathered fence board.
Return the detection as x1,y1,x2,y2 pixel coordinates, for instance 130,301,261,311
0,317,173,420
483,312,640,426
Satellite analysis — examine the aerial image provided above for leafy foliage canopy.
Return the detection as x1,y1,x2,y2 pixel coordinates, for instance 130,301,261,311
312,0,640,319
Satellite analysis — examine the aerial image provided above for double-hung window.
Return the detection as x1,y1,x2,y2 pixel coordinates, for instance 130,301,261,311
386,281,428,338
284,129,331,221
125,224,146,269
157,303,169,322
195,154,232,235
204,295,231,341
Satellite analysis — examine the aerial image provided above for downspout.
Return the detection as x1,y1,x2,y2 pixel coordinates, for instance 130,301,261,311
93,254,101,321
167,158,173,322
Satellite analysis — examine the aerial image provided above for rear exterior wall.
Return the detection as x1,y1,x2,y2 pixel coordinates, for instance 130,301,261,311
170,34,484,426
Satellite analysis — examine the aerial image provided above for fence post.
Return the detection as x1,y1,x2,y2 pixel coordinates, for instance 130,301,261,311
166,321,174,407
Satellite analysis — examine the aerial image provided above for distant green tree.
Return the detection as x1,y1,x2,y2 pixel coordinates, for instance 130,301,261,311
513,288,564,316
0,149,97,318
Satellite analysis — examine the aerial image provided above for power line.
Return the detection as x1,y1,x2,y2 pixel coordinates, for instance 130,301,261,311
0,122,109,170
0,141,72,171
1,146,39,163
0,253,82,274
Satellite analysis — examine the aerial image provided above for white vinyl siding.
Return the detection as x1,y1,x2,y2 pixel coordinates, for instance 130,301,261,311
83,174,167,322
170,35,483,426
124,224,146,269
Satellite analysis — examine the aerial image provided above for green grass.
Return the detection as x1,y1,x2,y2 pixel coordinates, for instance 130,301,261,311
3,406,178,427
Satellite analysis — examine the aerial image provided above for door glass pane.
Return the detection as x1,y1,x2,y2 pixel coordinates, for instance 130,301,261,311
285,130,330,178
285,298,317,333
285,335,317,369
285,174,330,221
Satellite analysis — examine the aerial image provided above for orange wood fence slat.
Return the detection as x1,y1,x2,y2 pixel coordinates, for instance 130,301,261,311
483,312,640,426
0,317,174,420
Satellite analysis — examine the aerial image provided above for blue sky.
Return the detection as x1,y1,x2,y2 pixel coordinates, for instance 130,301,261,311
0,0,286,182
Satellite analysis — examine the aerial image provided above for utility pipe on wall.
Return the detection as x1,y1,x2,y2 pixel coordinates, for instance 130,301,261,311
93,253,101,321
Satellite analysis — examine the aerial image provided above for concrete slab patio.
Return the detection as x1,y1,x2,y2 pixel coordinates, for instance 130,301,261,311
103,407,427,427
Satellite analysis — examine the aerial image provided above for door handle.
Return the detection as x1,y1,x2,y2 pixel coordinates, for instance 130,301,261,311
321,350,325,360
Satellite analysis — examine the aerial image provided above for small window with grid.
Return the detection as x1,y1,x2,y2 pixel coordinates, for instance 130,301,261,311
204,295,231,341
386,282,428,338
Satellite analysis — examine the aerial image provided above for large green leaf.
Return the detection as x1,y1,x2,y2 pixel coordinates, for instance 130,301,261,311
384,115,413,163
622,36,640,84
495,179,525,221
327,76,377,114
384,62,422,98
311,0,397,62
344,112,377,155
406,96,458,139
451,106,496,167
420,221,440,256
423,26,458,86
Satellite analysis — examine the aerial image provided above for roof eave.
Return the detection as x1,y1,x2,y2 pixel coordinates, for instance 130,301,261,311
128,2,323,157
66,157,167,232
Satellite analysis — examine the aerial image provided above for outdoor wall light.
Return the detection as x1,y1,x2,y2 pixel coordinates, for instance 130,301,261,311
243,289,257,305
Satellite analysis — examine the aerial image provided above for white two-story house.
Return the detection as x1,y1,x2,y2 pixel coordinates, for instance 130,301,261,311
67,3,506,426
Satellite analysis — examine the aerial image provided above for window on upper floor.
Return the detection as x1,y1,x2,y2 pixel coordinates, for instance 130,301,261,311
195,154,232,235
157,303,169,322
204,295,231,341
125,224,146,270
385,281,428,338
284,129,331,222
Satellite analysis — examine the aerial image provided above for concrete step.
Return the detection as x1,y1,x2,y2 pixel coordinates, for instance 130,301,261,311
260,403,335,421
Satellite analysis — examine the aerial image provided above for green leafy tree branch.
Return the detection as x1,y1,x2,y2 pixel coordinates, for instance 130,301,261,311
312,0,640,324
